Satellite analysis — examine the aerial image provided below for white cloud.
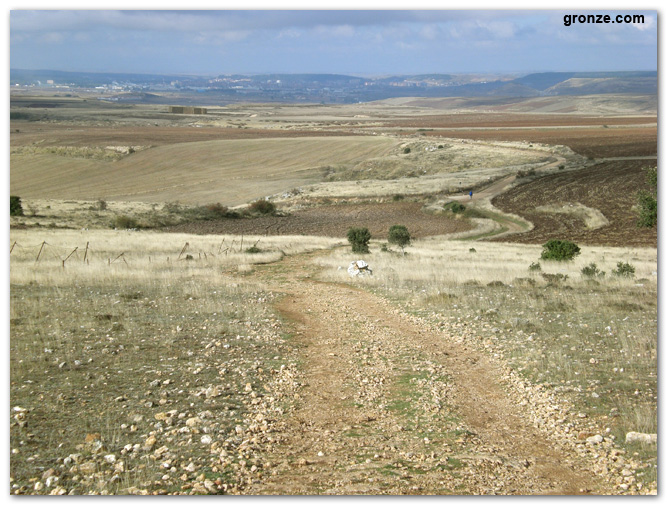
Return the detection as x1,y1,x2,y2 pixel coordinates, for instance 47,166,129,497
314,24,356,38
633,15,655,32
419,24,439,41
477,20,516,39
39,32,66,44
193,30,252,45
277,28,303,39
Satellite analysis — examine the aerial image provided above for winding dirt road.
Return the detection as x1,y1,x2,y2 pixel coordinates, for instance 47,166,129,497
244,253,609,495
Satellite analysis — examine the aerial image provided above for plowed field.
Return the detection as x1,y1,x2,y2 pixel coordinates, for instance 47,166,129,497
10,123,360,148
381,113,656,129
165,202,472,239
490,160,657,247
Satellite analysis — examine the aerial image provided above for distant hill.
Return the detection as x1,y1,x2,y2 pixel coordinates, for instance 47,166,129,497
511,72,578,91
10,69,657,103
545,77,657,95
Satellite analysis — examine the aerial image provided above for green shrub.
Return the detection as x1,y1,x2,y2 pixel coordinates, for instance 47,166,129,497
540,239,581,261
444,201,466,214
403,147,411,154
392,194,404,201
581,263,605,278
529,261,542,271
245,245,262,254
188,202,230,221
517,168,536,178
347,227,371,254
10,195,24,216
636,166,657,227
249,199,276,215
637,191,657,228
164,202,183,214
388,225,411,251
112,215,139,229
205,203,229,218
612,261,635,278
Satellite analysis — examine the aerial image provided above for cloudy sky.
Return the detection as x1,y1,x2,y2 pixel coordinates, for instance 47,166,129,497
9,3,658,76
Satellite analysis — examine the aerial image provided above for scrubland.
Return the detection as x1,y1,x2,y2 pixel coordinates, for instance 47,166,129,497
316,239,658,478
9,94,658,494
9,229,340,495
10,230,658,494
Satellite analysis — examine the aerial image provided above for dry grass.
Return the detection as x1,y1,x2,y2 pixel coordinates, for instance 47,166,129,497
323,139,552,181
9,229,342,286
9,228,341,494
315,239,656,287
10,137,398,206
535,203,610,230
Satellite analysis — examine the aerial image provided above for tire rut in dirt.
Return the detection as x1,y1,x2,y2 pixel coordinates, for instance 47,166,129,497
246,270,605,495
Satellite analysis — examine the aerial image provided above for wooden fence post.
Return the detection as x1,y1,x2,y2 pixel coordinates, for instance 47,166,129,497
178,242,189,260
62,247,78,268
35,241,46,263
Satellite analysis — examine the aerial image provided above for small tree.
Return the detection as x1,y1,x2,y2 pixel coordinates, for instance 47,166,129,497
10,196,24,216
347,227,371,254
540,239,581,261
388,225,411,253
637,167,657,228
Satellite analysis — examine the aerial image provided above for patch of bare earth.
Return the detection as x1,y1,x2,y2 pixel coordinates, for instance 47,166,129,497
165,202,472,239
242,254,611,495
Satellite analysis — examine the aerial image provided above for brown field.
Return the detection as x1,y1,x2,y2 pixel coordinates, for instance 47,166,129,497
165,201,473,239
10,123,361,148
490,160,657,248
10,98,657,243
381,94,657,116
10,135,399,205
376,113,656,129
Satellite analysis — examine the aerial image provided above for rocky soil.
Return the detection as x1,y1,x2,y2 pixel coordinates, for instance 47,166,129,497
242,254,655,495
10,251,656,495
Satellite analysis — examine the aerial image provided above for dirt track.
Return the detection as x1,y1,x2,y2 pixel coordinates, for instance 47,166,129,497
242,253,609,495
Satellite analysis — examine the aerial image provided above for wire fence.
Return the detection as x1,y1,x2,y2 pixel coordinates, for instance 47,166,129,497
9,236,267,268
